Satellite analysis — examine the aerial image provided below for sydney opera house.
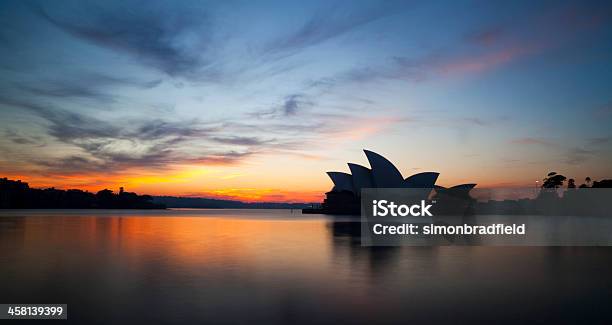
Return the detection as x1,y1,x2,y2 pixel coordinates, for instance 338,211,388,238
305,150,476,215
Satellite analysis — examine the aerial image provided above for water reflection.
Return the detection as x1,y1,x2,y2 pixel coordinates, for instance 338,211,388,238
1,211,612,324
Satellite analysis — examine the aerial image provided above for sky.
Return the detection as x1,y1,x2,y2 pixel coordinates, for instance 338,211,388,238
1,0,611,202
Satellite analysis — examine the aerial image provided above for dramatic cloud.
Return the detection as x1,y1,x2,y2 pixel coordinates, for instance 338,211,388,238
1,1,611,197
0,94,272,174
1,85,365,178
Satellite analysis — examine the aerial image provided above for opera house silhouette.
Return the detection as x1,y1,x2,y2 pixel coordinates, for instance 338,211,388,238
304,149,476,215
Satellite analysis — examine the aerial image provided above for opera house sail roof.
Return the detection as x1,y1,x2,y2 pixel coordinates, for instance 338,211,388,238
347,163,373,193
326,149,476,195
303,149,479,215
363,149,405,188
326,172,353,193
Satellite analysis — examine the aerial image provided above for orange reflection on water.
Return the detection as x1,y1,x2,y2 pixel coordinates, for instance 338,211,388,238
8,213,333,277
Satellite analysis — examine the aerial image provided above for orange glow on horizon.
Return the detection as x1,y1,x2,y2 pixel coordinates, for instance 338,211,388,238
0,170,326,203
185,188,324,203
2,168,564,204
2,148,605,203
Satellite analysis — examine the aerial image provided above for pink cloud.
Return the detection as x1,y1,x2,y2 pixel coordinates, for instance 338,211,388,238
393,4,610,81
436,45,535,76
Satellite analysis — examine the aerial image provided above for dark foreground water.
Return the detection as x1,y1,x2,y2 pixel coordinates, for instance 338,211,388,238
1,209,612,324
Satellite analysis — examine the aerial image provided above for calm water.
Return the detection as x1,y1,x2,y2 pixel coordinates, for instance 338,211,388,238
1,209,612,324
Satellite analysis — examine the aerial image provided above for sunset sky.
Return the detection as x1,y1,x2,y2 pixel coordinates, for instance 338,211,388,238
1,0,611,202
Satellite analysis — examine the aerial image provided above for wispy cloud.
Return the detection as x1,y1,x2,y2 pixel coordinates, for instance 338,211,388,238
509,136,609,166
14,73,161,103
461,117,488,126
511,137,554,146
282,94,308,116
211,136,271,146
0,94,274,174
466,26,505,46
309,3,611,89
563,135,612,165
1,86,367,177
587,137,611,146
593,102,612,118
247,93,316,120
31,2,216,80
3,129,44,146
1,1,610,197
565,147,596,165
263,2,398,58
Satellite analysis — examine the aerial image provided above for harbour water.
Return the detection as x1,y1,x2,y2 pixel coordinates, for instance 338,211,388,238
1,209,612,324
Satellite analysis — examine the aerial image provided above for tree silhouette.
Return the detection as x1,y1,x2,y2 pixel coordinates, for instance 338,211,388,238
567,178,576,189
0,177,163,209
593,179,612,188
580,176,592,188
542,172,566,188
